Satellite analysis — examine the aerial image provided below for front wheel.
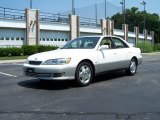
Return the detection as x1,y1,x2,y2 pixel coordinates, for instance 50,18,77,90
126,58,137,76
75,62,93,87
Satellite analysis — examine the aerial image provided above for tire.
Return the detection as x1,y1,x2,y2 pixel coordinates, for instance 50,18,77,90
75,62,93,87
126,58,137,76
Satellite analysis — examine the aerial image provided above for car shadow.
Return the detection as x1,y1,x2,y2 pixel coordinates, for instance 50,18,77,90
93,70,126,84
18,71,126,90
18,79,77,90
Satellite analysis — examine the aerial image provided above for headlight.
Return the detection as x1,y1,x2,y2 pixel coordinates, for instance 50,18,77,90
43,58,71,65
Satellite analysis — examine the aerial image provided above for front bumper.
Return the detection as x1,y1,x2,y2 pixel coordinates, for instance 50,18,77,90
23,63,76,80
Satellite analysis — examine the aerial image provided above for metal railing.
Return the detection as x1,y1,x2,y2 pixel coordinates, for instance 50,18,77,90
0,7,101,27
0,7,25,20
80,17,100,27
40,12,69,24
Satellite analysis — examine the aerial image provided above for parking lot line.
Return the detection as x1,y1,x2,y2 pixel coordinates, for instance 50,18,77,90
0,72,17,78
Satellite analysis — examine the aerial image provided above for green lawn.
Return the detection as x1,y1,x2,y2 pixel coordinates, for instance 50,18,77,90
0,56,28,60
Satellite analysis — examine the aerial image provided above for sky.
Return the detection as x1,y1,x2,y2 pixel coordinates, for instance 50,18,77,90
0,0,159,18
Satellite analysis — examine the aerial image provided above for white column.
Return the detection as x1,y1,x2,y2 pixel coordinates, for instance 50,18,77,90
69,14,80,40
25,9,40,45
101,19,107,35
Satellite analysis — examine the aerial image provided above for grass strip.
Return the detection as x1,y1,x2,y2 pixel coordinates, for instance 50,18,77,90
0,56,28,60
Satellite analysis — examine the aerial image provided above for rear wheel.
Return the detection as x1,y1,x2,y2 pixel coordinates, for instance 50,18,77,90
75,62,93,86
126,58,137,76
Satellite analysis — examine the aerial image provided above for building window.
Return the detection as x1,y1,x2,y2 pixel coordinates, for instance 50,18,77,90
58,39,61,41
21,38,24,40
16,38,19,40
43,38,45,41
54,38,57,41
65,39,68,41
11,38,14,40
0,37,4,40
6,37,10,40
47,38,49,41
50,38,53,41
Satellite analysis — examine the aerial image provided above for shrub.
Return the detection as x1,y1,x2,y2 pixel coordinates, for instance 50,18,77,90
154,43,160,51
22,45,58,56
22,45,37,55
0,47,23,57
9,47,23,56
136,41,154,53
0,45,59,57
0,48,7,57
37,45,58,53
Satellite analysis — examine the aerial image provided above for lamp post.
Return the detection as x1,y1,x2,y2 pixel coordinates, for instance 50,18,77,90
140,1,146,30
105,0,106,19
72,0,75,15
120,1,123,15
30,0,32,9
95,3,98,25
120,0,125,24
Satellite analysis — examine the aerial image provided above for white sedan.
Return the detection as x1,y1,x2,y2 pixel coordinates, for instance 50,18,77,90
23,36,142,86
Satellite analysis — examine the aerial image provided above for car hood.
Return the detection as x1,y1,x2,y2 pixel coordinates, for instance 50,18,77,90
28,49,95,61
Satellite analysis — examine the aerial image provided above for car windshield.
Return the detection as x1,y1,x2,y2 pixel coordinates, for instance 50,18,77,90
61,37,100,49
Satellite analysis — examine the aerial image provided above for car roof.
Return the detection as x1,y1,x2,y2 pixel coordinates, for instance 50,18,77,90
77,35,121,38
79,36,124,41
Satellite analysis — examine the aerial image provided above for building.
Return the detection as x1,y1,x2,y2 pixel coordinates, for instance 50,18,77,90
0,7,154,48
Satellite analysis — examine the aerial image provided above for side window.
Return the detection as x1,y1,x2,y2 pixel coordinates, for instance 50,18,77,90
84,41,94,48
71,40,79,48
100,37,113,49
112,37,129,48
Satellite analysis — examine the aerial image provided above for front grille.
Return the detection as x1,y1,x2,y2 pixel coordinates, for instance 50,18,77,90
29,61,42,65
25,72,51,77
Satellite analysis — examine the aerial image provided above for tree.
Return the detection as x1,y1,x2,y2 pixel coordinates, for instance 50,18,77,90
111,7,160,43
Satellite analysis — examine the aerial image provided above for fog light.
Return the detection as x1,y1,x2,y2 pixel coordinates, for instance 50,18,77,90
53,73,65,77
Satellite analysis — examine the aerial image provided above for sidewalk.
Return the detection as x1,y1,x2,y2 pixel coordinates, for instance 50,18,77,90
0,59,26,64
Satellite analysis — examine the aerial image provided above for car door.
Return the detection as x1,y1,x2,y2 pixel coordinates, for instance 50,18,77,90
97,37,120,73
111,37,132,69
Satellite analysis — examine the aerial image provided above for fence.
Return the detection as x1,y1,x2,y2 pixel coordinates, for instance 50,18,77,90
80,17,101,27
0,7,103,28
0,7,25,20
40,12,69,24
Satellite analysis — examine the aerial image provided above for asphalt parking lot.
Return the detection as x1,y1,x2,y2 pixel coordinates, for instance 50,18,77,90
0,53,160,120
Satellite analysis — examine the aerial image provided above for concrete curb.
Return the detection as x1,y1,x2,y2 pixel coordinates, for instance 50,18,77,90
0,59,26,64
142,52,160,55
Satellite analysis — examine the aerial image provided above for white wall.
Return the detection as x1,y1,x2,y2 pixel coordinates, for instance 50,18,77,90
0,28,25,47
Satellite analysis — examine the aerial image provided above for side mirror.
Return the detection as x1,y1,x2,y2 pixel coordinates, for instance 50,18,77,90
99,45,109,51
